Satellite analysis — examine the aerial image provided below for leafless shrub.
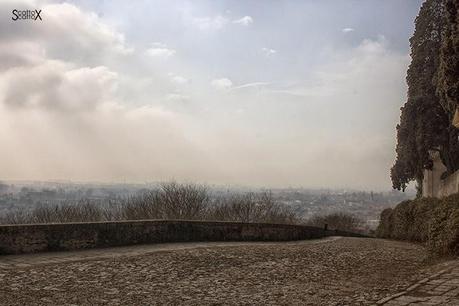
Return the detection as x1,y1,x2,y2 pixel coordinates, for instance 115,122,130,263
121,191,162,220
2,210,31,224
35,200,104,223
0,200,106,224
0,183,299,225
157,182,209,220
211,191,299,224
101,200,124,221
119,182,209,220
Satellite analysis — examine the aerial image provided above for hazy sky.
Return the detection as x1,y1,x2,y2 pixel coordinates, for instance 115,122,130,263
0,0,423,190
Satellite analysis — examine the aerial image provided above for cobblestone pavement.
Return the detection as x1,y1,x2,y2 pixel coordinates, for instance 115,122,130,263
1,240,328,269
377,261,459,305
0,237,455,305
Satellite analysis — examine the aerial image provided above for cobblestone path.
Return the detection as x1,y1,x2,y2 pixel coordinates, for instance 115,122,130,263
0,237,455,305
1,239,334,269
377,261,459,305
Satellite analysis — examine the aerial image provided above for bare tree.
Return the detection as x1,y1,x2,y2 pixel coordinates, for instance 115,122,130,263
0,183,300,225
211,191,299,224
158,182,209,220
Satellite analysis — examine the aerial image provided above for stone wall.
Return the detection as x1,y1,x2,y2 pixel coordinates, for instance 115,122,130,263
438,170,459,198
422,151,459,198
0,220,364,255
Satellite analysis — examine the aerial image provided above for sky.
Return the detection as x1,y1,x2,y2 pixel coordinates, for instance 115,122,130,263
0,0,424,190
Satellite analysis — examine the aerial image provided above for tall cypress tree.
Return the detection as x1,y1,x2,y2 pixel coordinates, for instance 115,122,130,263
437,0,459,116
391,0,459,192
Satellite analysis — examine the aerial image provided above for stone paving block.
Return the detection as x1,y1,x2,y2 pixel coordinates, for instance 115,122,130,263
385,300,410,306
393,295,428,303
378,263,459,305
429,295,451,301
444,287,459,297
427,279,446,285
444,298,459,305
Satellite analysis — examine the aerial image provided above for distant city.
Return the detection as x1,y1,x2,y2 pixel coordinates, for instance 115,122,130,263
0,181,415,228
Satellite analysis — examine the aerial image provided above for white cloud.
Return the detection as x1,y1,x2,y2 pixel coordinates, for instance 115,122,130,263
0,1,412,189
233,82,270,90
0,41,45,71
192,15,228,31
166,93,189,102
233,16,253,26
262,47,277,57
0,2,133,65
342,27,355,33
145,47,176,58
0,1,207,182
211,78,233,90
170,75,189,85
0,55,117,112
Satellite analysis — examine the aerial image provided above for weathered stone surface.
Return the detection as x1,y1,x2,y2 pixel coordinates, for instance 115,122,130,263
422,151,459,198
378,262,459,305
0,237,446,305
0,220,364,255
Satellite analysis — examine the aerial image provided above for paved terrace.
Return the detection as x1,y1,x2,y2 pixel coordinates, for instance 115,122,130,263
0,237,457,305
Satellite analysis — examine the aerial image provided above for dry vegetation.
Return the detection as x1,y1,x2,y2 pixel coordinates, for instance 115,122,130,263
306,212,365,233
0,182,369,236
0,182,298,225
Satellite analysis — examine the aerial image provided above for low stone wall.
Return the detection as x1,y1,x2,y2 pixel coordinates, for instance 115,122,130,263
0,220,364,255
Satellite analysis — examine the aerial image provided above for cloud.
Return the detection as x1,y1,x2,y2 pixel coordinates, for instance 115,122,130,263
0,1,208,182
166,93,189,102
0,56,117,112
0,41,45,71
0,2,412,190
211,78,233,90
192,15,228,31
0,1,123,113
0,1,133,65
145,46,176,58
2,66,96,109
233,16,253,26
233,82,270,89
342,27,355,33
261,47,277,57
170,74,189,85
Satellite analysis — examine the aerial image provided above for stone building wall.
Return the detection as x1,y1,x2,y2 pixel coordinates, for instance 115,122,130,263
422,151,459,198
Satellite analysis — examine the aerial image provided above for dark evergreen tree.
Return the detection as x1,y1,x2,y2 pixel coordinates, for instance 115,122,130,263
437,0,459,117
391,0,459,192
